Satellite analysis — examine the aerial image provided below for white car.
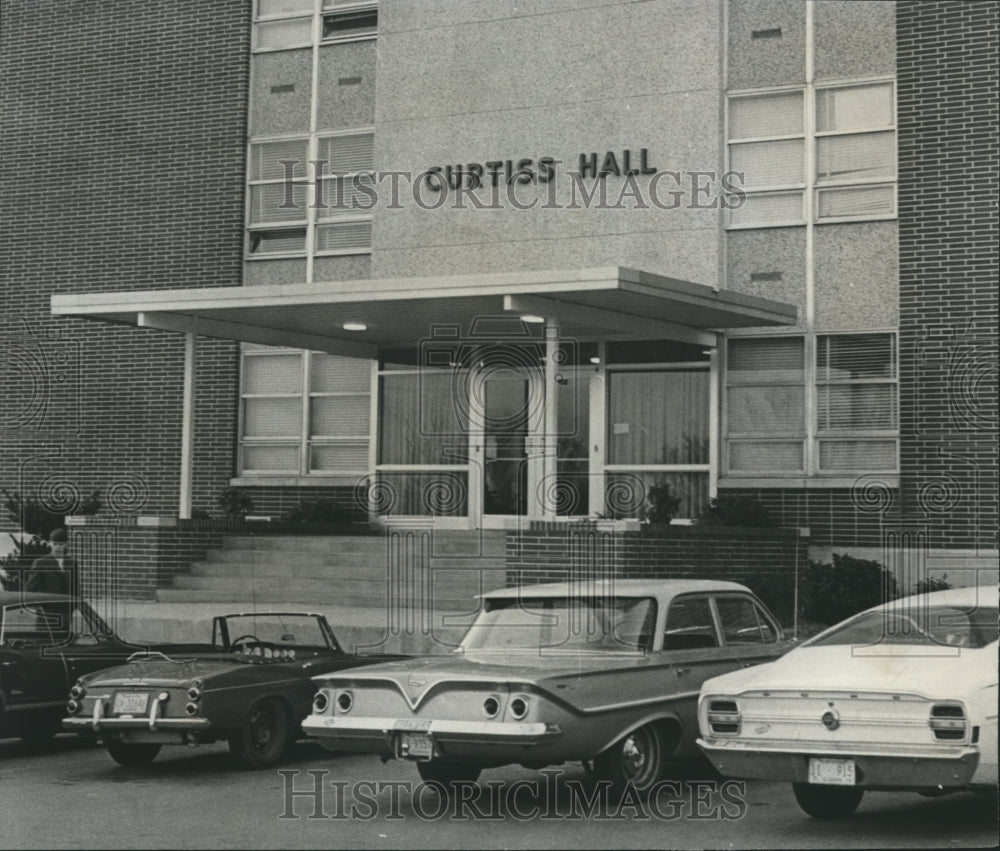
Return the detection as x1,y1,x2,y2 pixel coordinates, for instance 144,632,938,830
697,585,998,818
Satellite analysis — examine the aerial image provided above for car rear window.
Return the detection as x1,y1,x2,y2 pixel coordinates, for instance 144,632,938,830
809,605,1000,649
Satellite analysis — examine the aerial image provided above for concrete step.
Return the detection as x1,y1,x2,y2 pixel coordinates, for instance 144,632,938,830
190,556,508,577
217,531,507,556
172,574,499,597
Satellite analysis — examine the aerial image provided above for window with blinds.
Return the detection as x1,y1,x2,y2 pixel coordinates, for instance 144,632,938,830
253,1,378,52
725,337,805,473
247,131,373,257
728,80,895,227
239,346,372,476
723,333,898,477
816,333,897,471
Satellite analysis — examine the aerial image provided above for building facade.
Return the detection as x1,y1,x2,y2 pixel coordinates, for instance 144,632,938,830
2,1,997,584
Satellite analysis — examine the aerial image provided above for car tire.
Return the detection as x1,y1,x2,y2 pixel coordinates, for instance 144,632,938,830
105,739,161,767
416,760,482,787
594,723,665,796
792,783,864,819
229,697,289,769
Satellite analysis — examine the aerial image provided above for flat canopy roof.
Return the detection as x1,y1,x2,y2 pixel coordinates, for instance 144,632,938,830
51,266,797,357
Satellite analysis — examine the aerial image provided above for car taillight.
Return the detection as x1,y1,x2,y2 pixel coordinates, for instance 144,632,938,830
67,699,80,714
187,686,202,701
184,703,199,716
313,690,330,714
336,690,353,714
483,696,500,719
707,699,741,735
509,696,529,721
69,685,86,700
929,703,967,741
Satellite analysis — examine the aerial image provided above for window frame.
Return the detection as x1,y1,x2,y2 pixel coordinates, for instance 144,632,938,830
252,0,378,53
726,77,897,230
238,346,374,479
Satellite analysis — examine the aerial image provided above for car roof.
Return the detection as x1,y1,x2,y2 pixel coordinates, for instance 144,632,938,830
0,591,76,605
876,584,998,611
482,578,751,600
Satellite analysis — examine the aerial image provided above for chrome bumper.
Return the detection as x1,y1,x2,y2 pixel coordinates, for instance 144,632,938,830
63,697,211,734
302,714,561,757
698,737,981,789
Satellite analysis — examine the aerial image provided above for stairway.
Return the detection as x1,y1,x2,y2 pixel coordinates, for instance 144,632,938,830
141,529,510,654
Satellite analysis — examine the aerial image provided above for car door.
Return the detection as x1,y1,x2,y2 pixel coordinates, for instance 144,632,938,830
0,602,73,710
711,593,793,669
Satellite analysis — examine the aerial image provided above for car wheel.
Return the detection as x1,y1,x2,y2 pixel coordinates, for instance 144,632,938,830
229,698,289,769
416,760,482,787
594,723,665,796
19,715,61,745
792,783,864,819
105,739,161,767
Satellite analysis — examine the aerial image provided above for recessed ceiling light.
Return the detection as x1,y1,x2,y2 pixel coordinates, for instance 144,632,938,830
520,314,545,324
343,322,368,331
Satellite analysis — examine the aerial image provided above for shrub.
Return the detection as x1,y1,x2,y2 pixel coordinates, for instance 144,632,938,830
217,487,255,520
645,481,681,526
915,575,952,594
697,494,774,528
282,498,353,526
802,553,899,626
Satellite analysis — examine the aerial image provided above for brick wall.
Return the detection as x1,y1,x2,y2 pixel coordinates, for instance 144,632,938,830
506,524,808,623
896,0,999,551
68,524,224,602
0,1,250,520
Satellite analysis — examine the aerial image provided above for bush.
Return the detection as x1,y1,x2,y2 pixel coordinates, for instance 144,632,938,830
697,494,774,528
915,575,952,594
802,553,899,626
217,487,255,520
645,481,681,526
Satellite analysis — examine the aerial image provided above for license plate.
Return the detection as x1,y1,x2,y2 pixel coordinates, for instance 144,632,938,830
398,732,433,759
808,757,856,786
394,719,431,732
113,692,149,715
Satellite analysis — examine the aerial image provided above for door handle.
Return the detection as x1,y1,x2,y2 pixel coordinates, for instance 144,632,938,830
675,667,691,676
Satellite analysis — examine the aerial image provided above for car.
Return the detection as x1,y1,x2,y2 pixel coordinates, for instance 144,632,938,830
302,579,793,794
62,611,404,768
0,591,222,744
697,584,999,819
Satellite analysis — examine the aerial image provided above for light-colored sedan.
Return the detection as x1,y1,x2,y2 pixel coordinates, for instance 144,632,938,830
303,579,793,794
697,584,998,818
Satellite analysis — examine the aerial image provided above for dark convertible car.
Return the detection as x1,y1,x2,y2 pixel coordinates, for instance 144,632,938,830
63,610,403,768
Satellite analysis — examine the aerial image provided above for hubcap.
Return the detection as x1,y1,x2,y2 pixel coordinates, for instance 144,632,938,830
620,728,659,787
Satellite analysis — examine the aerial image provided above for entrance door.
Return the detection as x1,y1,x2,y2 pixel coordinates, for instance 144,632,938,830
470,365,543,525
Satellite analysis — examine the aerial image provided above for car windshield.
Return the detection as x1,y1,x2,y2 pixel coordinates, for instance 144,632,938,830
809,604,999,649
217,614,336,652
460,596,656,654
0,601,108,647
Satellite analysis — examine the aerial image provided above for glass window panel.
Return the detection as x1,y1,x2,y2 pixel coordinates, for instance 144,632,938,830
250,140,308,181
728,190,804,227
322,9,377,40
663,596,718,649
716,597,775,644
309,442,370,473
556,372,588,458
816,131,895,183
372,471,468,516
819,440,897,471
243,397,302,437
244,354,302,394
728,441,804,472
730,139,804,188
553,459,589,516
249,182,309,224
730,92,803,139
728,338,804,382
818,334,895,380
317,133,375,173
816,84,893,132
255,17,312,50
258,0,314,17
727,385,804,432
249,228,306,255
242,444,299,472
379,373,469,465
605,340,709,364
817,185,895,219
311,354,371,392
604,472,708,522
310,395,370,436
314,220,372,250
607,370,709,464
818,384,897,430
317,177,373,214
